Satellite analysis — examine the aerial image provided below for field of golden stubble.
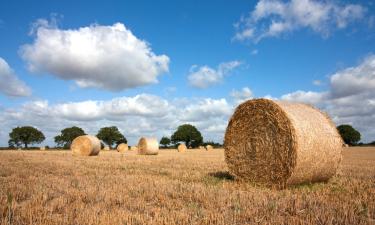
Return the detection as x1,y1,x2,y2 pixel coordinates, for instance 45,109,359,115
0,147,374,225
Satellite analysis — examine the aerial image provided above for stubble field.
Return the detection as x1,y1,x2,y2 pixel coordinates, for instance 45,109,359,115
0,147,374,225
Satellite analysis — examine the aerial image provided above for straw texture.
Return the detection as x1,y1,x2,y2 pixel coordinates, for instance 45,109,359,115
138,137,159,155
178,143,187,152
117,143,128,153
130,146,138,151
103,146,110,151
206,145,213,151
71,135,101,156
224,98,343,188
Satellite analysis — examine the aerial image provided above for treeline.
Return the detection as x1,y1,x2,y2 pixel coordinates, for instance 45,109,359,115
159,124,222,149
3,123,223,150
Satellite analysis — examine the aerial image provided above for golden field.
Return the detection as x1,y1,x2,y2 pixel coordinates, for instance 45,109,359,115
0,147,374,225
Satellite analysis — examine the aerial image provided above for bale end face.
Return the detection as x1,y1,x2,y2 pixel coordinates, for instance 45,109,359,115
178,143,187,152
138,137,159,155
117,143,128,153
71,135,101,156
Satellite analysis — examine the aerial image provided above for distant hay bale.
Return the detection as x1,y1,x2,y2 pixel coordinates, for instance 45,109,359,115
103,146,110,151
224,98,343,188
206,145,213,151
71,135,101,156
40,146,46,151
199,146,205,150
137,137,159,155
130,146,138,151
117,143,128,153
344,144,349,148
178,143,187,152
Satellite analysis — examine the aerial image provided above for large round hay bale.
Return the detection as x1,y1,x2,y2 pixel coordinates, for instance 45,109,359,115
117,143,128,153
206,145,213,151
71,135,101,156
224,98,343,188
178,143,187,152
138,137,159,155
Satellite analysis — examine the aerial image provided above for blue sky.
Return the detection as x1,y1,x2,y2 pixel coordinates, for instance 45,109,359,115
0,0,374,146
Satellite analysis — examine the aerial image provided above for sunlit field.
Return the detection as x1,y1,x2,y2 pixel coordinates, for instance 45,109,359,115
1,147,374,225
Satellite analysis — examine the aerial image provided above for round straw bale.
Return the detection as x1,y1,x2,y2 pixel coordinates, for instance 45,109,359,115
117,143,128,153
224,98,343,188
178,143,187,152
199,146,205,150
130,146,138,151
40,146,46,151
71,135,101,156
103,146,110,151
137,137,159,155
206,145,213,151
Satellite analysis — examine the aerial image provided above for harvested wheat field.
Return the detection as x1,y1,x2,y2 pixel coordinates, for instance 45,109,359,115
0,147,374,225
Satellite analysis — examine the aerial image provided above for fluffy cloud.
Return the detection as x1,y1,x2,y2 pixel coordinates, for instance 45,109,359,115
20,21,169,91
0,94,236,146
234,0,366,42
230,87,254,105
0,57,31,97
330,55,375,98
187,61,242,89
281,55,375,142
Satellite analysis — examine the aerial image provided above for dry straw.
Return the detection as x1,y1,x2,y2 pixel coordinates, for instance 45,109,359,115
117,143,128,153
178,143,187,152
130,146,138,151
138,137,159,155
71,135,101,156
40,146,46,151
224,98,343,188
199,146,205,150
206,145,213,151
103,146,110,151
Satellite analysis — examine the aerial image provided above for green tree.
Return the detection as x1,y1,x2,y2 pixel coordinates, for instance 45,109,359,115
160,136,171,148
337,124,361,146
54,126,86,149
96,126,126,149
9,126,45,149
171,124,203,148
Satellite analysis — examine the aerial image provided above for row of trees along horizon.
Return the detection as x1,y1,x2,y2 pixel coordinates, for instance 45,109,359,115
5,124,222,150
3,124,373,150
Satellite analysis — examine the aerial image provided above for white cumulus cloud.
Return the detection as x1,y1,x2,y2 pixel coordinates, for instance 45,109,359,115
0,94,237,146
20,21,170,91
187,61,242,89
234,0,366,43
230,87,254,105
281,54,375,142
0,57,32,97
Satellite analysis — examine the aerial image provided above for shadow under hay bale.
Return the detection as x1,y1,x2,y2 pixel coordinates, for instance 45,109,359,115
208,171,234,181
138,137,159,155
71,135,101,156
224,98,343,188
